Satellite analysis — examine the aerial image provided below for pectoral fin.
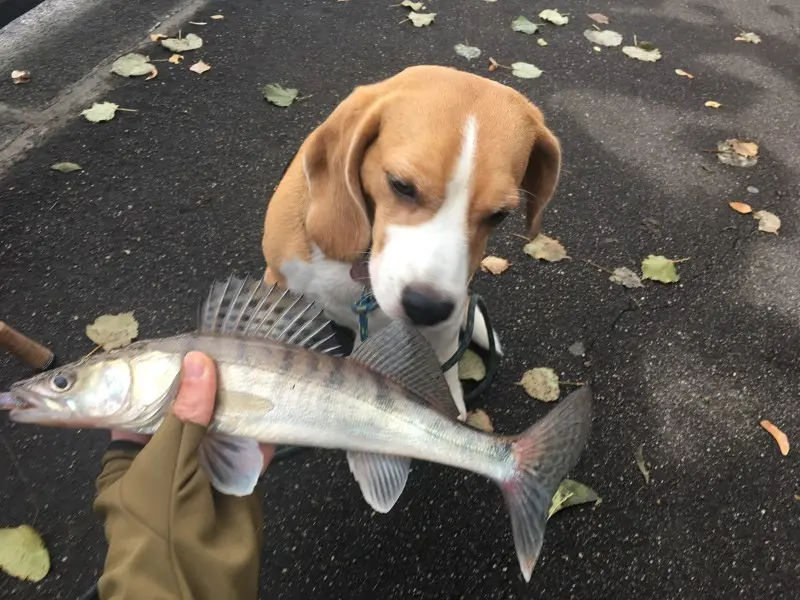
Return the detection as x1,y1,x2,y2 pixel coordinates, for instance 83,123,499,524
199,434,264,497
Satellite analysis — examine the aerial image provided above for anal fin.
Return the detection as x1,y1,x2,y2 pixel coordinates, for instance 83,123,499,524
347,451,411,513
198,434,264,497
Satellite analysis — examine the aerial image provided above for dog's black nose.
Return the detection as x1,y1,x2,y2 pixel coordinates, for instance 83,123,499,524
401,286,455,326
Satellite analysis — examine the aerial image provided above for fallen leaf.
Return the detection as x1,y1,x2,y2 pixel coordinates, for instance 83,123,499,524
716,139,758,167
610,266,643,288
511,62,543,79
523,234,568,262
0,525,50,582
593,46,602,52
263,83,299,107
189,60,211,75
794,493,800,501
458,349,486,382
587,13,609,24
480,255,510,275
408,12,436,27
189,21,207,25
760,420,789,455
454,43,481,61
210,14,224,19
753,210,781,234
548,479,601,518
622,45,661,61
704,100,722,108
537,38,548,46
81,101,119,123
641,255,679,284
399,0,425,9
111,53,154,77
161,33,203,52
634,444,650,484
747,186,760,194
511,16,539,35
149,33,167,42
729,201,752,214
568,341,586,356
518,367,560,402
168,54,184,64
735,32,761,44
583,29,622,47
731,139,758,157
86,312,139,350
539,9,569,26
11,70,31,84
487,57,499,72
145,65,158,80
51,162,82,173
466,409,493,433
675,69,694,79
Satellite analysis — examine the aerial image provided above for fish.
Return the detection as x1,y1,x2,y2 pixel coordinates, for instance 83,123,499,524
0,275,593,582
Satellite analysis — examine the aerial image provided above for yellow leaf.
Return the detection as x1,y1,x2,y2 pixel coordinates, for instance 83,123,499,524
145,65,158,81
168,54,184,64
730,139,758,157
86,312,139,350
760,420,789,456
518,368,560,402
480,255,510,275
735,32,761,44
458,349,486,382
0,525,50,582
211,14,224,20
674,69,694,79
753,210,781,234
466,409,493,433
523,234,569,262
704,100,722,108
728,202,752,214
189,60,211,75
149,33,167,42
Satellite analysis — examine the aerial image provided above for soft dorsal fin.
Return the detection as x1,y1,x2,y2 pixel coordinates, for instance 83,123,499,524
198,274,342,355
349,320,459,420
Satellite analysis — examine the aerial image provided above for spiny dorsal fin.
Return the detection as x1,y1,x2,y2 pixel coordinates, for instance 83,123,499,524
199,274,343,355
349,320,459,420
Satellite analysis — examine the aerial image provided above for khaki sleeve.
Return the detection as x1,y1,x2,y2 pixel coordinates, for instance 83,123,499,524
93,414,264,600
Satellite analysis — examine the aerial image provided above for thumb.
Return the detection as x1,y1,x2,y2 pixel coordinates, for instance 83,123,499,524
171,351,218,426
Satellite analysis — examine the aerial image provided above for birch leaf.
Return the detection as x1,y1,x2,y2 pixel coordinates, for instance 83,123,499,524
466,409,493,433
634,444,650,484
518,367,560,402
455,44,481,61
622,46,661,62
753,210,780,234
587,13,609,25
480,255,510,275
538,38,548,46
641,255,679,284
610,267,643,288
168,54,184,64
583,29,622,47
263,84,299,107
511,62,543,79
51,162,82,173
0,525,50,582
400,0,424,9
161,33,203,52
189,60,211,75
81,102,119,123
717,139,758,167
548,479,601,519
539,9,569,26
511,16,539,34
735,32,761,44
86,312,139,350
458,349,486,382
408,12,436,27
523,234,568,262
111,53,154,77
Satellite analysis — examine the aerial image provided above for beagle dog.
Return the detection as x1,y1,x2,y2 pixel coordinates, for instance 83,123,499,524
261,65,561,419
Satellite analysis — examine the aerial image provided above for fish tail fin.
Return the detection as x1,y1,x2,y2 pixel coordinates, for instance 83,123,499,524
498,386,593,582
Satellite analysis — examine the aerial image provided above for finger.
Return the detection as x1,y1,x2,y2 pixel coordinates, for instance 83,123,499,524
171,351,217,426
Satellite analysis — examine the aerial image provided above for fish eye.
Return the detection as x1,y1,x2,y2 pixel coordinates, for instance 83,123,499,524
50,374,73,392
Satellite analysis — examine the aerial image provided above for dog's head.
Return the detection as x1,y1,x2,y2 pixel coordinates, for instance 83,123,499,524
301,65,561,329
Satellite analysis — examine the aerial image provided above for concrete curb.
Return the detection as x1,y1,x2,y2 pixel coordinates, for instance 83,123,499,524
0,0,209,176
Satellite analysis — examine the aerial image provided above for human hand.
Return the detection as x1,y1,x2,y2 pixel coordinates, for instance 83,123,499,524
110,351,275,475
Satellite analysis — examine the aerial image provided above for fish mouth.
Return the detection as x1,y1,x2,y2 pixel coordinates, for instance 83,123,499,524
0,388,70,423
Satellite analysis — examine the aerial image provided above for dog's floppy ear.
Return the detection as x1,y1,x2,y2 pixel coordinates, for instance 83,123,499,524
520,114,562,239
302,85,386,262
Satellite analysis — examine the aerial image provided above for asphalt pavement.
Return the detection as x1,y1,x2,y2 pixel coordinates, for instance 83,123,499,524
1,1,798,599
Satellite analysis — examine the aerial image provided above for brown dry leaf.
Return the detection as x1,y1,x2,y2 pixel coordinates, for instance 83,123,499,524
760,420,789,456
145,65,158,81
466,409,494,433
488,57,499,72
189,60,211,75
480,255,510,275
150,33,167,42
731,140,758,157
11,70,31,84
523,234,569,262
729,202,752,214
587,13,609,24
704,100,722,108
675,69,695,79
168,54,184,64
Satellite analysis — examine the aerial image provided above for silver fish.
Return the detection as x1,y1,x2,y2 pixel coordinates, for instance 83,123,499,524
0,275,592,581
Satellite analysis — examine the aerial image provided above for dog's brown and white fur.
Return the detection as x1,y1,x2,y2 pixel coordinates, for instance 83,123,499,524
262,65,561,419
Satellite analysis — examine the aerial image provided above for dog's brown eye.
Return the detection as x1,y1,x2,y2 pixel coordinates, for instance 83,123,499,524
388,175,418,202
485,210,510,228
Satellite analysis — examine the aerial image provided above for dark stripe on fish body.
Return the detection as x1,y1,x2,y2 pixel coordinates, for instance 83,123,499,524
278,346,296,375
324,360,346,389
368,371,394,410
